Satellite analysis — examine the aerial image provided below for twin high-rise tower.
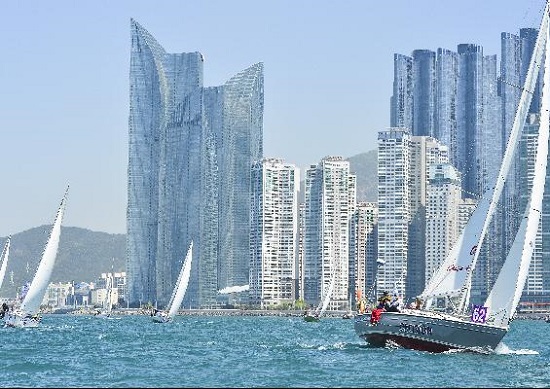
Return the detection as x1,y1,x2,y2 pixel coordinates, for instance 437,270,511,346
126,19,264,308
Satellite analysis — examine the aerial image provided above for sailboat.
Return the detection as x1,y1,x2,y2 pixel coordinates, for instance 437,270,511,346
152,241,193,323
342,293,354,319
304,266,336,322
4,186,69,328
95,263,114,318
354,3,550,352
0,237,11,319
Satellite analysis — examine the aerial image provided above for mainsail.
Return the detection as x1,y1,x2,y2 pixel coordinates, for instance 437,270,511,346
20,186,69,316
318,270,336,316
167,241,193,318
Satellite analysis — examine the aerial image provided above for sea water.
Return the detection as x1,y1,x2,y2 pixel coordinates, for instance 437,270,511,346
0,314,549,388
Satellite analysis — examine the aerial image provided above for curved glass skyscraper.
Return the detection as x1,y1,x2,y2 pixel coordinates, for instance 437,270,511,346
127,19,264,308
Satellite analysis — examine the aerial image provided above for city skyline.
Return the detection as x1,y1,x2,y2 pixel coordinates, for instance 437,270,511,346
0,0,544,238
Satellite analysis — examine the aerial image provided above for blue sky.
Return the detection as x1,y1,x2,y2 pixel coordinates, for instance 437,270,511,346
0,0,545,237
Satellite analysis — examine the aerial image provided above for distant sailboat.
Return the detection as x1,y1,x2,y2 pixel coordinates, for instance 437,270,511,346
95,261,115,318
4,186,69,328
0,237,11,319
152,241,193,323
304,265,336,322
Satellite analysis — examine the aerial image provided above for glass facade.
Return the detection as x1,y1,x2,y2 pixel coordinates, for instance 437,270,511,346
218,63,264,299
127,19,263,308
412,49,436,137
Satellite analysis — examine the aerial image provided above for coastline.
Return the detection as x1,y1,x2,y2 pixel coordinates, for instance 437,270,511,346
63,307,347,318
53,307,550,320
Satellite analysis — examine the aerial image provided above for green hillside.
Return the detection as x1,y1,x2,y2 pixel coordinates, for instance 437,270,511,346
0,226,125,298
347,149,377,202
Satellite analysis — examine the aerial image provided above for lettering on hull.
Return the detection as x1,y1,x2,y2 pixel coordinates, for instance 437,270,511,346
398,322,433,336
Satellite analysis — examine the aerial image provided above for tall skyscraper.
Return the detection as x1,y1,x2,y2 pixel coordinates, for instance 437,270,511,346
303,156,356,310
218,64,264,301
425,164,462,285
377,129,411,297
408,136,449,298
349,202,378,306
127,19,263,308
250,158,299,308
412,49,436,137
390,54,413,130
435,49,458,166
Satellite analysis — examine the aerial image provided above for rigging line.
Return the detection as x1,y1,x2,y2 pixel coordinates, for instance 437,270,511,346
499,78,536,94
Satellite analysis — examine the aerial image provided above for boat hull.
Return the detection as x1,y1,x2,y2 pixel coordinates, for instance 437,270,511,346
3,312,41,328
354,310,507,353
303,313,320,322
152,313,172,323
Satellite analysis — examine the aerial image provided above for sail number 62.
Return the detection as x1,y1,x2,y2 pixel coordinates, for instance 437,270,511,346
471,304,487,324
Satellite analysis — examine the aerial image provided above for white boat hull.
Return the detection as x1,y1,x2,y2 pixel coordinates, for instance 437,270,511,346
152,312,172,323
3,311,41,328
354,310,507,353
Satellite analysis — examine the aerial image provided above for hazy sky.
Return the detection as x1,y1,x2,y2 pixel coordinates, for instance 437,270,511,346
0,0,545,237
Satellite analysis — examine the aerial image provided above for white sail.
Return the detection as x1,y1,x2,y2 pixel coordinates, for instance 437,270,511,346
20,186,69,316
0,237,11,292
104,274,113,314
318,271,336,316
167,241,193,318
419,193,490,305
484,22,550,327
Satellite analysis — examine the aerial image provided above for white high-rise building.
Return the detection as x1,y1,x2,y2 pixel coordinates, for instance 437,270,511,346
377,129,412,298
349,202,378,306
425,164,462,286
250,158,299,308
409,136,449,298
303,156,356,310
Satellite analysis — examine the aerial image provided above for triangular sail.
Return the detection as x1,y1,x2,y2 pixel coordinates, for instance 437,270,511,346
484,21,550,327
167,241,193,318
20,186,69,315
318,271,336,316
0,236,11,292
419,193,490,307
104,272,113,314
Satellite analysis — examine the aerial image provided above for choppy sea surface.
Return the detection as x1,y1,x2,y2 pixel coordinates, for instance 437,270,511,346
1,314,549,388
